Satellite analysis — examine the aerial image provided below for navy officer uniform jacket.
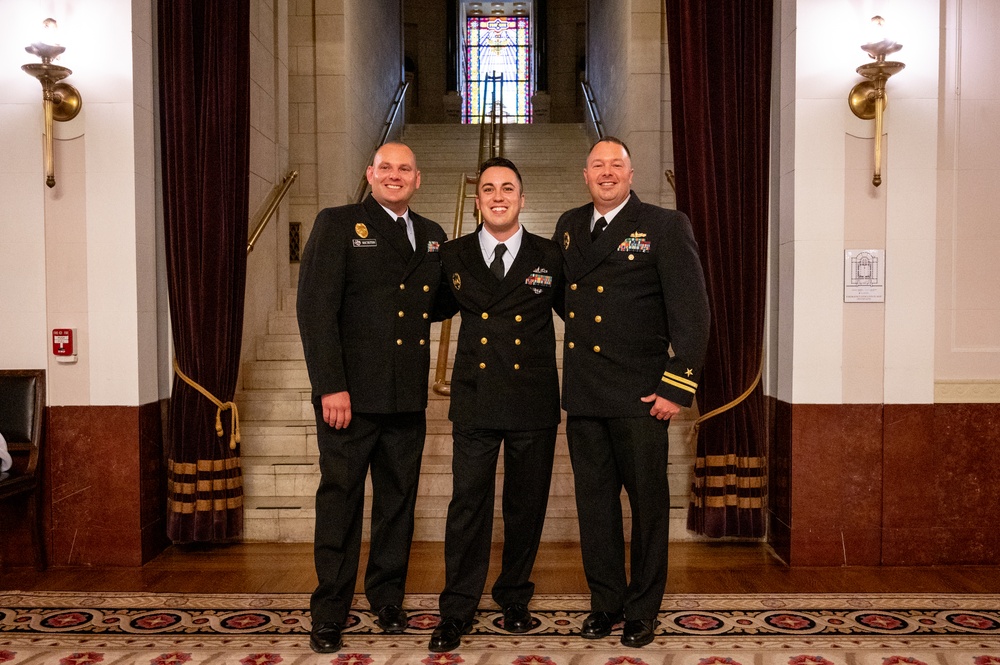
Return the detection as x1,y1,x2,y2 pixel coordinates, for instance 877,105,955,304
436,226,564,430
554,191,710,414
297,193,448,413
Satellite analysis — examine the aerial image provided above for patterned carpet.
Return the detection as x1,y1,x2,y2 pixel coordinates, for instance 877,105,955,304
3,592,1000,664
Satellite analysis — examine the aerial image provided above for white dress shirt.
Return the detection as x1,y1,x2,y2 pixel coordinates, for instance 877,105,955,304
478,224,524,277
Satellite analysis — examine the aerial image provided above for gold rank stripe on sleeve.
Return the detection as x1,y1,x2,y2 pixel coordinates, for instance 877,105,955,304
661,371,698,394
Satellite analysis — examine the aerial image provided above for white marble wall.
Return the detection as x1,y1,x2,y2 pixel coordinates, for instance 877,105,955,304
0,1,51,371
771,0,942,405
586,0,667,205
0,0,163,407
242,0,291,369
288,0,402,245
934,0,1000,395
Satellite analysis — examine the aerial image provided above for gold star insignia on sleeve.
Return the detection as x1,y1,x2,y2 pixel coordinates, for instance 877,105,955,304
685,368,694,377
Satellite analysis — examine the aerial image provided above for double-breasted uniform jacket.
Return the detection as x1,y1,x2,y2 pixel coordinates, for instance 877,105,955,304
553,192,710,417
436,227,565,431
297,193,448,413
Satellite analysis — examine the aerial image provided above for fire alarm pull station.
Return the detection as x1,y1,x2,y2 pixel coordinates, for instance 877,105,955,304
52,328,78,363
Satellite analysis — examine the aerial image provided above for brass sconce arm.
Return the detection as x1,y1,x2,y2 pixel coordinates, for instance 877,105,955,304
21,20,83,188
848,17,905,187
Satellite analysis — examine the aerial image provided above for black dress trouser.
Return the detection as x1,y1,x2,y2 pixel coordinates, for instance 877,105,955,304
566,415,671,621
438,422,557,622
310,409,426,625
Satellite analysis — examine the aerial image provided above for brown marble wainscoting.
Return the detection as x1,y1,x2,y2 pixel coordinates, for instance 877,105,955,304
5,402,170,568
883,403,1000,564
766,396,790,563
768,401,1000,566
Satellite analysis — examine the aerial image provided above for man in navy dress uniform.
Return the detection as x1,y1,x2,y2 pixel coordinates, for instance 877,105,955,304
554,137,710,648
428,157,564,652
297,142,448,653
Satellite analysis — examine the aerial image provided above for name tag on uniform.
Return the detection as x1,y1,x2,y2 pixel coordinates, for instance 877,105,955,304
618,232,651,253
427,241,440,252
352,239,377,248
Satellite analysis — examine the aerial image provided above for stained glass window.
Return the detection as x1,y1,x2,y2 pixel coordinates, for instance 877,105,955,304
464,16,532,124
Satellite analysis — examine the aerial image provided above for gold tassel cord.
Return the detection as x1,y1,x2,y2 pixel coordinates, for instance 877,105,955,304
172,358,241,450
693,360,763,432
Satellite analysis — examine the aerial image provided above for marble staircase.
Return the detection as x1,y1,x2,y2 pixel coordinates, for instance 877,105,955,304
238,122,700,542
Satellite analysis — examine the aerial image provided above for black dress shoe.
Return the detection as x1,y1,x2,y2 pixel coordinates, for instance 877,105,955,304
502,603,532,633
621,618,657,648
376,605,408,633
428,617,472,652
580,610,623,639
309,621,343,653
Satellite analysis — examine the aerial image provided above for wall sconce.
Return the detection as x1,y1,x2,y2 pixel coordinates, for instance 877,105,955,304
21,18,83,188
848,16,904,187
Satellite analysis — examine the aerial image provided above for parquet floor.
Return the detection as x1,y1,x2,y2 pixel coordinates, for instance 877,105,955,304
3,541,1000,595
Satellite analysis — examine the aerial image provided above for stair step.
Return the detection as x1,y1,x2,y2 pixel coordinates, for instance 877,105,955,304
256,335,304,361
267,313,301,335
239,421,315,457
243,494,698,543
237,389,313,421
241,360,311,390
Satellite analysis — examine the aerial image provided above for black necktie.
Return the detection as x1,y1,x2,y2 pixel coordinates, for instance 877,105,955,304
397,217,413,256
490,243,507,280
591,216,608,241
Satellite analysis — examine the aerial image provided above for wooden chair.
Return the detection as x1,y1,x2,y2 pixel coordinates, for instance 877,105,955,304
0,369,46,570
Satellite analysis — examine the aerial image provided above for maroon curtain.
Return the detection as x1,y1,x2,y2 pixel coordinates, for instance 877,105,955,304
665,0,771,537
159,0,250,542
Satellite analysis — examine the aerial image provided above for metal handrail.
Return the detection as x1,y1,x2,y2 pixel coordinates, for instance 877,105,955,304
493,75,504,158
432,173,480,396
354,80,410,204
431,75,506,396
247,169,299,255
580,79,605,141
665,169,676,195
477,73,505,166
476,78,490,166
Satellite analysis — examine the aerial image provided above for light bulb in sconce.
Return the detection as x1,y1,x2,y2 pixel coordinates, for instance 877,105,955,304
21,18,83,188
861,15,902,61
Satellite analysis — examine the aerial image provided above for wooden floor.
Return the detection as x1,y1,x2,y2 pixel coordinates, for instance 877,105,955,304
3,542,1000,595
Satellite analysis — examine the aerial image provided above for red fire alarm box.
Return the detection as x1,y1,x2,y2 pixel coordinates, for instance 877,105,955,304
52,328,76,360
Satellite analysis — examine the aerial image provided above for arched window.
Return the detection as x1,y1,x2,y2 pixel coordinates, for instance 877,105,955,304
463,16,533,123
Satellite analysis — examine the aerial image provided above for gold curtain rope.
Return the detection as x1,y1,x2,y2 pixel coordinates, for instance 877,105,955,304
693,359,763,432
172,358,241,450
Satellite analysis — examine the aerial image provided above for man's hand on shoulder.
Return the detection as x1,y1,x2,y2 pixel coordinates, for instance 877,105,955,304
641,393,680,420
322,391,352,429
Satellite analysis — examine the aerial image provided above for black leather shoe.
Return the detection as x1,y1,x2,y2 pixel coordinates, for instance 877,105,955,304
376,605,408,633
309,621,343,653
580,610,623,639
621,618,657,648
429,617,472,652
502,603,532,633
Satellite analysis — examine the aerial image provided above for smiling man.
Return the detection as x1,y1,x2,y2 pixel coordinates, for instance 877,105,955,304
297,142,448,653
428,157,565,653
553,138,710,648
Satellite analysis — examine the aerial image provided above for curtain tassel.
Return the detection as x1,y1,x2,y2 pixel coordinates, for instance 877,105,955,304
693,359,763,432
172,358,241,450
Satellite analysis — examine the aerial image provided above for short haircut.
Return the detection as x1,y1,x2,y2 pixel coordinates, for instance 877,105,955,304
589,136,632,160
374,141,416,166
478,156,523,190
